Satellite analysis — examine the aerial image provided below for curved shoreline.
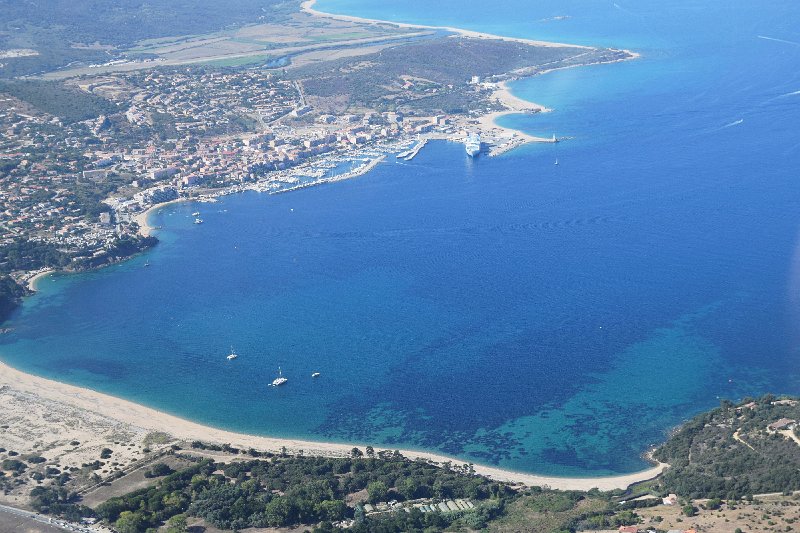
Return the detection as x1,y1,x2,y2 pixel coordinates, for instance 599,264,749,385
3,4,665,494
134,198,187,237
25,269,56,291
300,0,591,49
301,0,639,142
0,359,666,491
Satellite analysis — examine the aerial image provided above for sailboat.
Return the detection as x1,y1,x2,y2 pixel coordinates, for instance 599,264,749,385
227,346,238,360
554,158,559,166
271,367,288,386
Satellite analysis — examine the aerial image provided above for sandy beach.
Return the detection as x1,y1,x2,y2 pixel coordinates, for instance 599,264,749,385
300,0,591,50
134,198,185,237
475,81,555,145
302,0,639,145
0,360,666,492
25,269,56,291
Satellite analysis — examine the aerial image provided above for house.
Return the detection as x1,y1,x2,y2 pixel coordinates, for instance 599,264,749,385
662,493,678,505
736,401,756,411
768,418,797,431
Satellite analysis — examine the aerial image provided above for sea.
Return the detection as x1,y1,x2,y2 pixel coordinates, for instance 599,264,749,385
2,0,800,477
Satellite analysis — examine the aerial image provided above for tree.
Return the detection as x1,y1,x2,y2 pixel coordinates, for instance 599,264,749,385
365,446,375,458
367,481,388,504
165,514,188,533
115,510,145,533
398,478,418,500
314,499,347,521
144,463,173,478
706,497,722,510
682,503,697,517
351,447,363,458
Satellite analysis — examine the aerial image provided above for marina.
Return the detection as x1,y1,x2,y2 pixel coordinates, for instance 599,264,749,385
396,138,428,161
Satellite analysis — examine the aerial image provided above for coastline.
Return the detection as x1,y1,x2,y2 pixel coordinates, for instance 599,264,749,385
25,269,56,291
301,0,638,147
300,0,591,50
0,4,661,498
478,80,554,146
134,198,186,237
0,359,667,491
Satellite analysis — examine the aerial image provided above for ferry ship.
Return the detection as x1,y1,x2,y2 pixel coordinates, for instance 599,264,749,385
464,133,481,157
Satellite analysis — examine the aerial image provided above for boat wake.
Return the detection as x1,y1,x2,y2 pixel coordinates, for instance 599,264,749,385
720,118,744,129
757,35,800,47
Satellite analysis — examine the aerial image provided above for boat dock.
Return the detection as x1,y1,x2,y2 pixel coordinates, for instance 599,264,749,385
396,139,428,161
271,155,386,194
488,134,559,157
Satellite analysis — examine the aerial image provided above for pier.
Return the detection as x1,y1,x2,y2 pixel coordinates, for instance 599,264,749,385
488,134,559,157
396,138,428,161
403,139,428,160
271,155,386,194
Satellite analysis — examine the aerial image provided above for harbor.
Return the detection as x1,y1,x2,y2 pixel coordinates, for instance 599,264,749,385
396,138,428,161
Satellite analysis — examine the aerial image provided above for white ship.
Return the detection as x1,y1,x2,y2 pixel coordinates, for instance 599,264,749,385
311,372,320,378
227,346,238,360
464,133,481,157
194,218,203,224
271,367,288,386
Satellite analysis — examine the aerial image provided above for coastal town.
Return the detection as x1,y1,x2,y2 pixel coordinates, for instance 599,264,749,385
0,22,633,310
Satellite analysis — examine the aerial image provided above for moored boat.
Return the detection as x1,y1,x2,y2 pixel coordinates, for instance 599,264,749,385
271,367,288,386
464,133,481,157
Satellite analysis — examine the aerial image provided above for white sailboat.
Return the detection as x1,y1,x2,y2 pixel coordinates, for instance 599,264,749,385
227,346,238,360
271,367,288,386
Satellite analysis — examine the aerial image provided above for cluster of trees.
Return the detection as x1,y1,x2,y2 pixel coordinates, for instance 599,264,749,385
0,275,28,323
29,486,94,522
93,451,511,532
0,240,70,273
654,395,800,498
143,463,174,478
293,37,616,114
1,458,27,474
0,80,118,124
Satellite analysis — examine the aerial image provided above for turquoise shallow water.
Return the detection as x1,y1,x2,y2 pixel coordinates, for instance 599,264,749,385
3,0,800,476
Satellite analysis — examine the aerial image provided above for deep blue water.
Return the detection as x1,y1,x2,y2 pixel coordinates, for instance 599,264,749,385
3,0,800,476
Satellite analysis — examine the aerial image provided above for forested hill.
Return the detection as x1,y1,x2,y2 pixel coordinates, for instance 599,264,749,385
653,395,800,499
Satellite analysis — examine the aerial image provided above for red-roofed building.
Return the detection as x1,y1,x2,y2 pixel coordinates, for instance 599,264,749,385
768,418,796,431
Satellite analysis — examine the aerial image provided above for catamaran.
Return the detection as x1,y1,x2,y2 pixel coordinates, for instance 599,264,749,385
271,367,288,386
